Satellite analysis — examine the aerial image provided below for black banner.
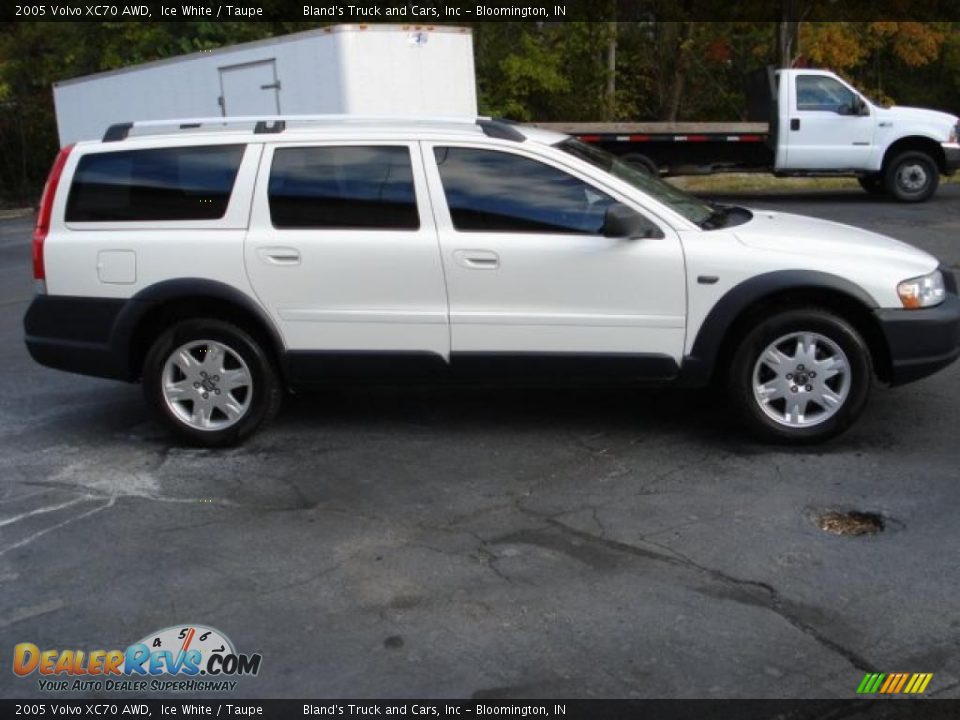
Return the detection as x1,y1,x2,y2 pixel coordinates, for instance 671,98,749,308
2,700,960,720
4,0,960,23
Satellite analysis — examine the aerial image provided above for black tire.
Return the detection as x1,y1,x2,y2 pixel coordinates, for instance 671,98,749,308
857,174,886,196
621,153,659,176
884,151,939,202
142,319,282,447
727,308,872,444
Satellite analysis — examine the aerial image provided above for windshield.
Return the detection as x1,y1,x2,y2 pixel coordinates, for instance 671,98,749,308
556,138,714,226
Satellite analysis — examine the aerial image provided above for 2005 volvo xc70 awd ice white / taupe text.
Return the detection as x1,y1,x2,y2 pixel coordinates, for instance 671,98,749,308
24,116,960,446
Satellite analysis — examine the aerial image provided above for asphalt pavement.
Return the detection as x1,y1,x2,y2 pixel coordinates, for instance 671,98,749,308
1,186,959,700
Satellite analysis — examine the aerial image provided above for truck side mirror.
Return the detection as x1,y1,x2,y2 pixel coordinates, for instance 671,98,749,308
844,96,869,116
602,204,662,240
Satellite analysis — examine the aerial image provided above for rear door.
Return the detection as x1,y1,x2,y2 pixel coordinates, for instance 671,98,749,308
244,142,449,376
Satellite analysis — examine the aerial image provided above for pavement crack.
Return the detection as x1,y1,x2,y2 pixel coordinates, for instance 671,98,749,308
514,499,878,673
0,497,116,557
0,495,92,528
475,545,515,584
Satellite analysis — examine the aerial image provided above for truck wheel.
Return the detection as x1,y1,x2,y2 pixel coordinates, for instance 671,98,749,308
142,319,282,447
884,151,939,202
728,309,871,444
621,153,659,176
857,174,886,196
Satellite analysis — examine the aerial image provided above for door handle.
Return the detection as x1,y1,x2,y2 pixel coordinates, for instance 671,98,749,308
790,118,800,131
454,250,500,270
258,247,301,266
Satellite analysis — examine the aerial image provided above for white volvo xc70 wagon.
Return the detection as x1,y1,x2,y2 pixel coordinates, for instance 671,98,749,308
24,116,960,446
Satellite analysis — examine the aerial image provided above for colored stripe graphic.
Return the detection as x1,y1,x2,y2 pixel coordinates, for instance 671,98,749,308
857,672,932,694
879,674,897,693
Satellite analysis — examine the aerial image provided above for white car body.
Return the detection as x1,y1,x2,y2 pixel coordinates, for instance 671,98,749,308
24,116,960,444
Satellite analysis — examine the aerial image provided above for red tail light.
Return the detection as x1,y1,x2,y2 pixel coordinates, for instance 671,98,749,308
33,144,74,281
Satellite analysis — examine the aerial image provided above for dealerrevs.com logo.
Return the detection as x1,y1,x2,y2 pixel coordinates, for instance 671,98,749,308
13,624,262,693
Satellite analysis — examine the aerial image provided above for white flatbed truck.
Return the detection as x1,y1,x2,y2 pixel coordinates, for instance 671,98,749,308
536,68,960,202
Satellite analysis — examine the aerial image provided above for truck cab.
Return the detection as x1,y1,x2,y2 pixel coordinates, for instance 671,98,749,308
772,68,960,201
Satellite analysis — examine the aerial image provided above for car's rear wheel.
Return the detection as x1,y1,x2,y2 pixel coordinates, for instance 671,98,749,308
857,174,886,196
728,309,872,443
143,319,281,447
884,151,939,202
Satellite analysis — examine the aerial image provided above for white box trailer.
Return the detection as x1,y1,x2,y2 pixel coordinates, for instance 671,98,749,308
52,24,477,146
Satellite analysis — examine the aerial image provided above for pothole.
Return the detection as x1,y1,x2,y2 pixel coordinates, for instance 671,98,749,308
816,510,885,536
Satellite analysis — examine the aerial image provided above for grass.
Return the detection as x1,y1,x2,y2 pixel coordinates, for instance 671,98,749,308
0,207,33,220
668,172,959,194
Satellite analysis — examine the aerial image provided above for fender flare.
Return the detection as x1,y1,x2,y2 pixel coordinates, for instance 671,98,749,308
680,270,879,386
109,278,286,379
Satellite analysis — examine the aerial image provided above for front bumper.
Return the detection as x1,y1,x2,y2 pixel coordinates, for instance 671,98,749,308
944,142,960,174
874,288,960,385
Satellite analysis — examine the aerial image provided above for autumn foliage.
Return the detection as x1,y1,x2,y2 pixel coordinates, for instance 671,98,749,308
0,21,958,203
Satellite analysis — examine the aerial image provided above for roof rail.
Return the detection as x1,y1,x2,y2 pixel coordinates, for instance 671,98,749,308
101,114,526,143
476,118,525,142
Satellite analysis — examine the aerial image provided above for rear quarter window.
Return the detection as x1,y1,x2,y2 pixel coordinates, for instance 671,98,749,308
65,145,245,222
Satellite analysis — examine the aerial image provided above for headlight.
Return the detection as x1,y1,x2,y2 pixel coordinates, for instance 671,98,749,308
897,270,945,309
950,124,959,144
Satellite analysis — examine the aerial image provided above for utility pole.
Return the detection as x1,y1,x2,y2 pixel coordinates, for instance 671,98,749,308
606,21,617,120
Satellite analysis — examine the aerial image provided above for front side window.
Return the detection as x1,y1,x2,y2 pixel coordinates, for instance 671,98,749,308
66,145,244,222
433,147,617,235
268,146,419,230
557,138,717,227
796,76,856,113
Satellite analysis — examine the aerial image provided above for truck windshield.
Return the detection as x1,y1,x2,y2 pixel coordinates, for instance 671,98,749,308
556,138,714,226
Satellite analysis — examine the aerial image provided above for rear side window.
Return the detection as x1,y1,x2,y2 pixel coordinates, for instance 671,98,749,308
268,146,419,230
66,145,245,222
433,147,616,235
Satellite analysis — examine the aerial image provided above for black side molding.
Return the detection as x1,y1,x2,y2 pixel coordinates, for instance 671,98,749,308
284,351,678,389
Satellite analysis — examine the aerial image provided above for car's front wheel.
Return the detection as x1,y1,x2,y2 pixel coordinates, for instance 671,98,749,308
884,151,939,202
728,309,872,443
143,319,282,447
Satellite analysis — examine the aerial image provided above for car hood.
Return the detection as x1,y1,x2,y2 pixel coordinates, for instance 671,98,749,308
878,105,958,134
734,210,939,275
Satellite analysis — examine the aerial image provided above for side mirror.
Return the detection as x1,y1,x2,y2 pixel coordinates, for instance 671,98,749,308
843,96,868,116
602,203,662,240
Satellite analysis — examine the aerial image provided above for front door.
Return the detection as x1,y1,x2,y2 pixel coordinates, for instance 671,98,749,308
783,74,875,170
421,142,687,378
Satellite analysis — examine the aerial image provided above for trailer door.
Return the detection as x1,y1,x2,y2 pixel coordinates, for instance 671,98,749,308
219,60,281,117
